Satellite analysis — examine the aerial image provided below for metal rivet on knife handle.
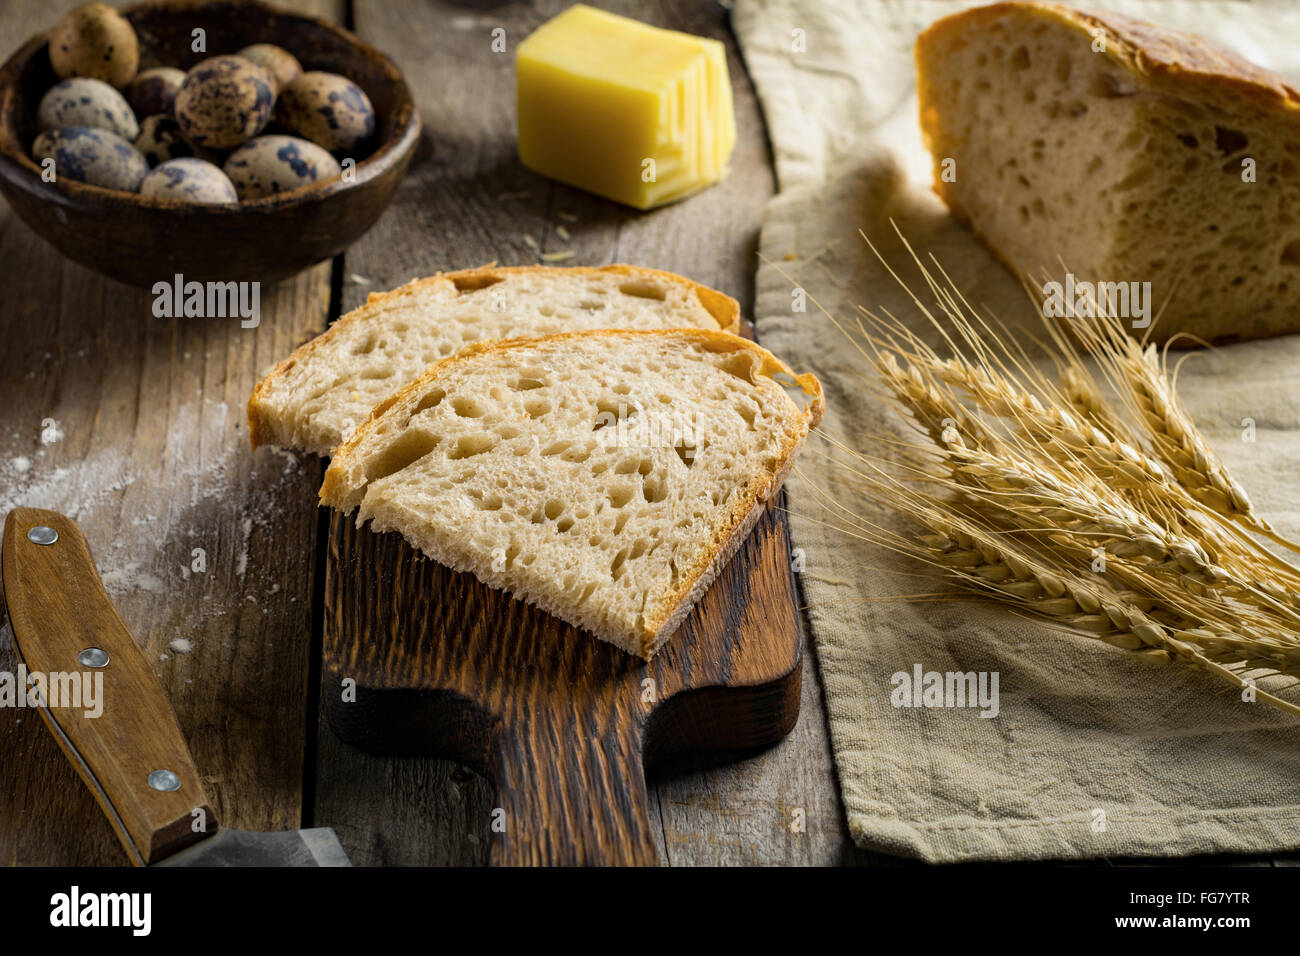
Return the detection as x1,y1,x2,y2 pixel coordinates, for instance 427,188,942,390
78,647,110,668
148,770,182,792
26,526,58,545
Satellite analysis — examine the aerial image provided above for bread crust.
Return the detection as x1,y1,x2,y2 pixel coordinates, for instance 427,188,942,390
641,420,811,657
246,263,744,452
319,328,825,659
918,2,1300,120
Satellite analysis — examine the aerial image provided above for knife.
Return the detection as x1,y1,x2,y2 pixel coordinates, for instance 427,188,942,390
1,507,350,867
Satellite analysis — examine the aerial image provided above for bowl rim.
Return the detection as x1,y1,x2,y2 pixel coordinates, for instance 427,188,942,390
0,0,421,214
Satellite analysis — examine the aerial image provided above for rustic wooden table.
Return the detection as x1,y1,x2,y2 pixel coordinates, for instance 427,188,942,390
0,0,862,867
0,0,1292,868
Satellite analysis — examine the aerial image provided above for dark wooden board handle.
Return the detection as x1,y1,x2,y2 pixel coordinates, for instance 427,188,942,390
325,492,804,866
1,508,216,865
491,687,657,866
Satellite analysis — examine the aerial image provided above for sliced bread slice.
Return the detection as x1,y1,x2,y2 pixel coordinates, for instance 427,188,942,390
247,264,741,455
319,329,824,658
916,2,1300,344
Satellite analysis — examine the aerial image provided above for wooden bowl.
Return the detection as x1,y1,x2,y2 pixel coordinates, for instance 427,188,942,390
0,0,421,286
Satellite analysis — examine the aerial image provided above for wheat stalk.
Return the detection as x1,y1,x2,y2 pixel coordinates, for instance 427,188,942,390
870,301,1300,610
809,227,1300,719
809,453,1300,716
875,352,992,450
1058,365,1139,448
1061,307,1300,552
917,508,1300,716
877,375,1300,627
941,443,1300,622
936,355,1171,489
1125,347,1256,517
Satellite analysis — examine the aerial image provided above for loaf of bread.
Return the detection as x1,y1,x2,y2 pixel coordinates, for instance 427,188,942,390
916,2,1300,344
319,329,824,658
247,264,741,455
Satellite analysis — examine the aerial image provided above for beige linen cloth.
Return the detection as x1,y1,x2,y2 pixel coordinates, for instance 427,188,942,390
732,0,1300,861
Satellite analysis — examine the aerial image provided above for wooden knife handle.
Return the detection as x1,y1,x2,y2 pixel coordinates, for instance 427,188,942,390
2,508,216,865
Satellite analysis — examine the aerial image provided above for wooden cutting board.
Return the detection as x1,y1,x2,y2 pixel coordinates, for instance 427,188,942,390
322,485,803,866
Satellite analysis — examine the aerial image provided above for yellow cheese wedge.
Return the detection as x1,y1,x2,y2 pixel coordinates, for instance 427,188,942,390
516,5,737,210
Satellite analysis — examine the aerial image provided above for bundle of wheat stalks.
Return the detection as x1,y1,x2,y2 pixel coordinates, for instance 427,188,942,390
809,236,1300,718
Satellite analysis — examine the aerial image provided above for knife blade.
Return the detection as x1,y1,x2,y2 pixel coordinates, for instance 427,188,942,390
1,507,350,867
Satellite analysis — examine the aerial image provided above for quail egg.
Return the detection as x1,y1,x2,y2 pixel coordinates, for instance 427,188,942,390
275,71,374,154
125,66,185,118
175,55,275,150
140,158,237,204
223,134,342,199
135,114,201,166
37,77,139,141
31,126,149,192
49,3,139,88
236,44,302,93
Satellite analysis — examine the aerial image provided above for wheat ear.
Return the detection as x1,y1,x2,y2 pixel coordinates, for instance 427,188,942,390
1066,311,1300,552
935,356,1170,489
875,352,993,450
1058,366,1139,448
874,348,1300,619
916,513,1300,717
943,443,1300,622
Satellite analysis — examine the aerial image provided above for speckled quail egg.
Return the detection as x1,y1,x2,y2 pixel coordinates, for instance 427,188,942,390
223,134,342,199
37,77,139,141
31,126,149,192
140,157,237,204
49,3,139,88
274,71,374,154
236,44,302,93
175,55,275,150
124,67,185,118
135,114,201,166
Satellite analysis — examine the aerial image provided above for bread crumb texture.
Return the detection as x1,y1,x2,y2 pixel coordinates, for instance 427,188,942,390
247,265,740,455
916,1,1300,343
320,329,823,658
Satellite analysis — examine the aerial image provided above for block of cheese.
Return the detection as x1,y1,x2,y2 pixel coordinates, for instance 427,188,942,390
516,5,736,210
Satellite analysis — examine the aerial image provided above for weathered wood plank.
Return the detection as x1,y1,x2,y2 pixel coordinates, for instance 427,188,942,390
311,0,853,866
0,0,337,865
